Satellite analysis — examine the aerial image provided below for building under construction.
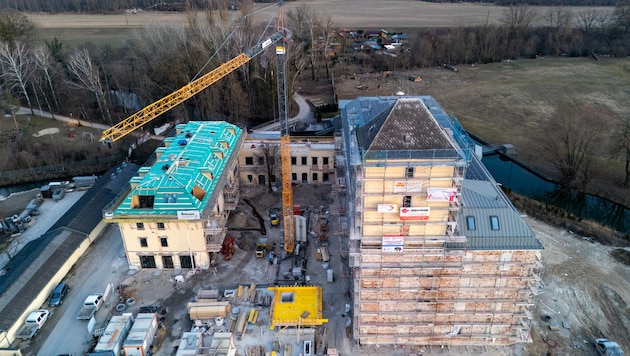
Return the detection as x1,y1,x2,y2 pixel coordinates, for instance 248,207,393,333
340,96,543,346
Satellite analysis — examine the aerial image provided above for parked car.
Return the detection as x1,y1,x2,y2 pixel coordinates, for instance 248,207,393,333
49,282,69,307
16,309,50,339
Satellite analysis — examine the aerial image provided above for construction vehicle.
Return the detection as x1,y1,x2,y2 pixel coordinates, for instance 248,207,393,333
270,212,280,227
595,338,624,356
98,4,296,256
255,237,268,258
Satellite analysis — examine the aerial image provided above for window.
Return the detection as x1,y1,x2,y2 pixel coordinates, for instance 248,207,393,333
312,157,318,165
466,216,476,231
490,216,500,230
291,156,297,165
271,175,277,183
139,237,148,247
136,222,145,230
139,255,156,268
137,195,154,208
258,157,264,165
245,157,254,165
269,157,275,166
247,175,253,183
157,222,165,230
312,173,318,181
406,167,414,178
402,196,412,208
301,157,307,165
291,173,297,181
180,255,195,269
162,256,174,269
323,157,329,165
160,237,168,247
323,173,329,182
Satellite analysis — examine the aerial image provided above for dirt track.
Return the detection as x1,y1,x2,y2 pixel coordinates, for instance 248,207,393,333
523,216,630,355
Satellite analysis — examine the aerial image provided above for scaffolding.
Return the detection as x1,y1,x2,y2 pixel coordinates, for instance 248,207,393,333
347,140,539,345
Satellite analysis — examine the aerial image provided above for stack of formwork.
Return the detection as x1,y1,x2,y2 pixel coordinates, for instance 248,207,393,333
188,289,230,319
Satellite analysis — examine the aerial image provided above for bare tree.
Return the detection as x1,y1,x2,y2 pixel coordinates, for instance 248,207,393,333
578,9,603,53
541,102,609,187
257,143,280,191
614,116,630,187
66,48,112,125
500,5,538,58
32,45,60,114
0,41,35,114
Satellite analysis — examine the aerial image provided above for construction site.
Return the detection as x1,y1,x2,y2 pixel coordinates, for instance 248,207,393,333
3,4,629,356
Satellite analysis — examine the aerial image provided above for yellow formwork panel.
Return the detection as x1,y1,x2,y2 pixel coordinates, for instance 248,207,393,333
267,286,328,329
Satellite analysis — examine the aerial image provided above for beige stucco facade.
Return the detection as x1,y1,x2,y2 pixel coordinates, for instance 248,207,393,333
238,135,336,188
107,121,243,271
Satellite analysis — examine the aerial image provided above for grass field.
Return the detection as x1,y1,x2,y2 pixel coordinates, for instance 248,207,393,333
27,2,614,46
333,56,630,205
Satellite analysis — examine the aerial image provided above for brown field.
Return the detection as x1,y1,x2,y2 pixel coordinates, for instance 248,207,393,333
332,57,630,207
27,1,614,45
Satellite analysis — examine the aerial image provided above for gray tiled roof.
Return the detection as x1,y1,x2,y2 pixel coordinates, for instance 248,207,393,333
374,98,453,151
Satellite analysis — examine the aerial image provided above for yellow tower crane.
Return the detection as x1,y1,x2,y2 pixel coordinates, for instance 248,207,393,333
100,31,283,143
99,4,296,256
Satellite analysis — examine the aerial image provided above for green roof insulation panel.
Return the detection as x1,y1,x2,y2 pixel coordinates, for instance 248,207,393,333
114,121,243,218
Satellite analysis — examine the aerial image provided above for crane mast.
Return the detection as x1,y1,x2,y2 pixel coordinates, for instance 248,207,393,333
276,6,295,255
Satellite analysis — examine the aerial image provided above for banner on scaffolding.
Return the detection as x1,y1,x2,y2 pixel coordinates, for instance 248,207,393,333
377,204,398,213
382,235,404,253
399,206,430,220
392,180,423,193
426,188,457,202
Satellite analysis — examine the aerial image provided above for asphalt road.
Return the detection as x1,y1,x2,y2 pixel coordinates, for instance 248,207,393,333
32,225,129,356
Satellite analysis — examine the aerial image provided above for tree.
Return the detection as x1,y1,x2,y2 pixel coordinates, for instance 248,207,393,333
66,48,112,125
32,45,61,114
500,5,538,58
615,116,630,187
256,143,280,191
0,9,34,46
578,9,603,53
0,41,35,114
540,102,610,187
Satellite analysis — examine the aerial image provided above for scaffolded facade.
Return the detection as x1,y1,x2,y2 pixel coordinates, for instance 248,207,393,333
341,96,543,346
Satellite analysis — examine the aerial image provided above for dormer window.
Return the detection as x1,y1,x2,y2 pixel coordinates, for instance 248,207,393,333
466,216,476,231
490,216,500,230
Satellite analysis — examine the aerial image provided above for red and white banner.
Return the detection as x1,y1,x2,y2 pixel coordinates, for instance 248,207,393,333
426,188,457,202
377,203,398,213
393,180,424,193
399,207,430,220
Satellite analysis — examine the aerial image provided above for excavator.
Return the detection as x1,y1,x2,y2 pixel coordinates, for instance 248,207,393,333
99,7,296,256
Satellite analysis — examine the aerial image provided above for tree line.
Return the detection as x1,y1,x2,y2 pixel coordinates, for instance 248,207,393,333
424,0,618,6
0,3,628,187
0,0,296,14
